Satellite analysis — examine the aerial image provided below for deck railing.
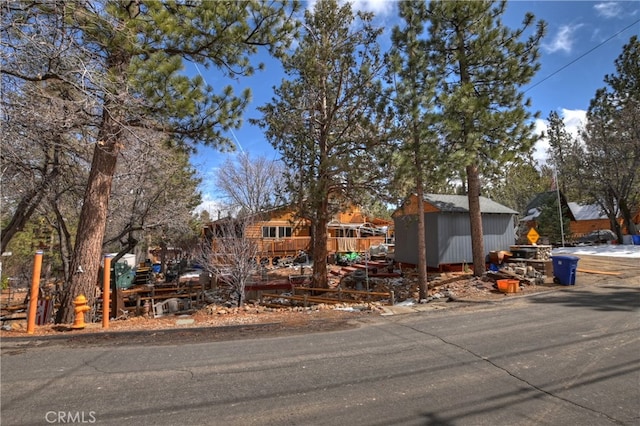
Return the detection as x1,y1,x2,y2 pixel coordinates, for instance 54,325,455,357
213,236,387,257
255,237,310,256
263,236,387,256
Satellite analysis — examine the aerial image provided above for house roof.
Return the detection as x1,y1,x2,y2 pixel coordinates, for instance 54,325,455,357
521,190,576,222
568,202,608,220
423,194,518,214
207,204,391,227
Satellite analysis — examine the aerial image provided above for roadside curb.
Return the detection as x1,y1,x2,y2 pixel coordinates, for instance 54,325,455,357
0,321,286,347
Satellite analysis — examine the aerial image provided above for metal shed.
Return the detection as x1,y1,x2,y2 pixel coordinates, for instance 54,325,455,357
393,194,518,268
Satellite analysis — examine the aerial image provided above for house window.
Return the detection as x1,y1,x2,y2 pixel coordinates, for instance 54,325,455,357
262,226,276,238
262,226,292,238
279,227,292,238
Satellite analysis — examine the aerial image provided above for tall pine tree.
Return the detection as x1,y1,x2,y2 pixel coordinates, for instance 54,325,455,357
386,1,453,300
578,36,640,240
426,0,545,275
545,110,581,201
253,0,388,288
2,1,299,322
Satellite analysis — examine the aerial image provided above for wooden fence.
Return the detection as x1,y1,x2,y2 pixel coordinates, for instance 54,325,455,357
261,285,395,308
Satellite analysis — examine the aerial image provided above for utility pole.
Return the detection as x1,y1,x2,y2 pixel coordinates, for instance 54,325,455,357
554,168,566,247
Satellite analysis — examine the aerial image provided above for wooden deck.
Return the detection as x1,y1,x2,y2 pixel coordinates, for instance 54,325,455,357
253,236,387,259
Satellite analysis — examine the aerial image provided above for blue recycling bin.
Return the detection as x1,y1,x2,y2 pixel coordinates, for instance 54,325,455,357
632,235,640,245
551,255,579,285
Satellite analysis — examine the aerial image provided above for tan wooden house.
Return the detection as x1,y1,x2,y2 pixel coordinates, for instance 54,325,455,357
204,205,391,265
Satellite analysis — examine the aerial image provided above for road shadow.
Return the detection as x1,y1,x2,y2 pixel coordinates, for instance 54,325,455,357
528,286,639,312
1,318,359,349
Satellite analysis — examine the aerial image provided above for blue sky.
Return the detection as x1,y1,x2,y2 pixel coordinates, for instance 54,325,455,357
193,0,640,213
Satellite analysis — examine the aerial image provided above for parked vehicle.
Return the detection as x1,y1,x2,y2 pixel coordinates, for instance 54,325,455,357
576,229,617,245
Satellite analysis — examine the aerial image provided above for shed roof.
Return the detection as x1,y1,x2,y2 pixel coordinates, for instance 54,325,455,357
423,194,518,214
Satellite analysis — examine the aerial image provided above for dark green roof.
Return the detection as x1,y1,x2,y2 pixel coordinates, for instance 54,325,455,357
522,190,576,221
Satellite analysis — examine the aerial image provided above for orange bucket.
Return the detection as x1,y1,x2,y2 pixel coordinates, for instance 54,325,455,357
497,279,519,293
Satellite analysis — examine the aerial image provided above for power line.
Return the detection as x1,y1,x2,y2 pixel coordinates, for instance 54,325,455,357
525,18,640,93
192,63,245,153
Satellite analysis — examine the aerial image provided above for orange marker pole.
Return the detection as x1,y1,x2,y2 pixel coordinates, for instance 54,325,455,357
26,250,44,334
102,254,113,329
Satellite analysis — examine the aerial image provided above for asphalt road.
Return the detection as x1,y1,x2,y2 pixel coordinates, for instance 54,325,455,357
1,257,639,426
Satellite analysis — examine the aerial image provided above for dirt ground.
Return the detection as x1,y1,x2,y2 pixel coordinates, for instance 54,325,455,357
6,251,640,344
1,254,633,345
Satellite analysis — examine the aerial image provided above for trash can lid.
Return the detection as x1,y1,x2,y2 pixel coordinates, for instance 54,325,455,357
551,255,580,261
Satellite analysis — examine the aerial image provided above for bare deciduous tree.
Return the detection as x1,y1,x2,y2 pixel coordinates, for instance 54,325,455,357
1,77,93,255
214,152,286,215
103,129,202,262
196,217,259,308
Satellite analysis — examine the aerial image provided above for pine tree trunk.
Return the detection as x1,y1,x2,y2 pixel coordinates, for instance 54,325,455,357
55,114,122,323
312,204,329,289
415,181,429,301
467,163,485,276
55,43,130,324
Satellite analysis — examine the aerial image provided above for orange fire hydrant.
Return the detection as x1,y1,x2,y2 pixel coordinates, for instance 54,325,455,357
71,294,90,329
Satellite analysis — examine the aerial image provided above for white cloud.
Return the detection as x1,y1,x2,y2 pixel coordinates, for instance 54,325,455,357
532,109,586,166
305,0,394,16
561,108,587,134
305,0,318,12
542,24,583,54
195,193,227,217
532,118,549,165
349,0,395,15
594,2,623,19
